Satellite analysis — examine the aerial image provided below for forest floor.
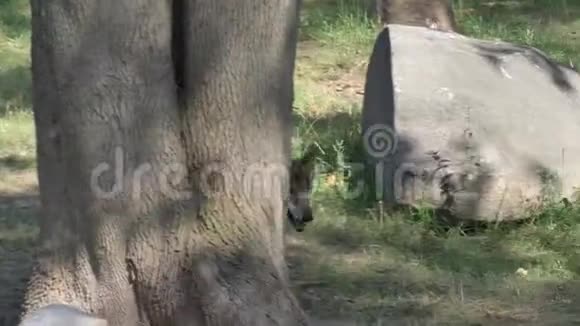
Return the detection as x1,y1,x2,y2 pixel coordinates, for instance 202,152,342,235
2,0,580,325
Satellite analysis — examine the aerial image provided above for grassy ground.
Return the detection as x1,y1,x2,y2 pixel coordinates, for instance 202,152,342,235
2,0,580,324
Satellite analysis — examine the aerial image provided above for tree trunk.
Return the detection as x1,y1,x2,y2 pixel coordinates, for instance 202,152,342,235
21,0,307,325
376,0,458,32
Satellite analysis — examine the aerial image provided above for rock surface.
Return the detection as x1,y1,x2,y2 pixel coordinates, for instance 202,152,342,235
361,24,580,221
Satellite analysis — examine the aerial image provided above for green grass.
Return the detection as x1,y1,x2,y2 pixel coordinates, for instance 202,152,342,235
291,207,580,323
0,0,31,116
2,0,580,324
454,0,580,69
0,110,34,152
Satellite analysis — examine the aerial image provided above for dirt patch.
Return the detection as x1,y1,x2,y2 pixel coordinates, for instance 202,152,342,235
296,41,368,102
329,64,367,100
0,169,38,196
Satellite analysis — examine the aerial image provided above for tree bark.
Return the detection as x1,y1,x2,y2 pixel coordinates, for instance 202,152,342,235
22,0,307,325
376,0,458,32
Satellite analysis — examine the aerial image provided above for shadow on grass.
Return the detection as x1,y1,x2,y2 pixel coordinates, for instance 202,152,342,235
0,185,40,234
0,154,35,171
288,242,445,323
287,217,580,323
0,189,38,325
307,209,534,273
0,66,32,116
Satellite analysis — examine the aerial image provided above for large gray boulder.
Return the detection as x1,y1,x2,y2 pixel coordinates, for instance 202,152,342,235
361,24,580,221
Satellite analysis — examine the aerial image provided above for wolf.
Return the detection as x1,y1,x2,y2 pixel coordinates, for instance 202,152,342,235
287,145,317,232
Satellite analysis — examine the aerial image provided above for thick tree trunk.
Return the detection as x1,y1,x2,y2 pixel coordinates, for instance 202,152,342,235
22,0,306,325
376,0,458,32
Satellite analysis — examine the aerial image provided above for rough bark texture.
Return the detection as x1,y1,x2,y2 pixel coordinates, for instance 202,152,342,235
376,0,458,32
22,0,307,325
